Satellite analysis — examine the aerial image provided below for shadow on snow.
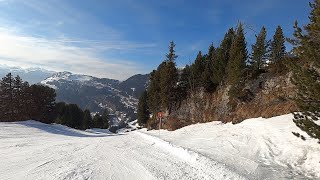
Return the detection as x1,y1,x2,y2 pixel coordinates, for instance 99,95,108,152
15,120,125,138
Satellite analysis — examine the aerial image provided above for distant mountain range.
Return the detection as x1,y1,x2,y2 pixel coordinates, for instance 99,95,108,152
0,65,149,122
0,65,55,84
41,71,149,121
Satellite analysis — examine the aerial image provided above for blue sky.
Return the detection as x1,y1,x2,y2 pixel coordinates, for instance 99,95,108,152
0,0,311,80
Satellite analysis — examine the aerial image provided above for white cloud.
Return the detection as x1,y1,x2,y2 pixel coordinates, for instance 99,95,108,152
0,27,151,80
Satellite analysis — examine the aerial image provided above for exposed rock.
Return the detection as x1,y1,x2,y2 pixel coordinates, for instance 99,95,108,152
164,72,298,130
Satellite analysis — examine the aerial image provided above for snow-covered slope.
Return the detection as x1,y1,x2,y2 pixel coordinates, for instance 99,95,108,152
142,114,320,179
40,71,110,90
1,114,318,180
0,120,243,180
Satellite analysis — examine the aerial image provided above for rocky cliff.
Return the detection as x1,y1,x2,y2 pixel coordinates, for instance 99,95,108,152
163,72,298,130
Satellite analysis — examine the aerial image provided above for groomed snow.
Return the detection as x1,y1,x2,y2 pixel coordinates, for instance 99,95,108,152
0,114,319,180
0,120,243,180
142,114,320,179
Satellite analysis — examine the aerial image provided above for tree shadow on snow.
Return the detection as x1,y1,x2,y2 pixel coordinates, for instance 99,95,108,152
16,121,125,138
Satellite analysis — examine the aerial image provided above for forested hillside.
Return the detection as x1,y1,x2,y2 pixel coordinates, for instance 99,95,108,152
138,0,320,142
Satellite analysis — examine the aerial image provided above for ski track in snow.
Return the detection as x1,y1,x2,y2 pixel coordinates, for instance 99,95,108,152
0,121,243,180
0,114,319,180
143,114,320,180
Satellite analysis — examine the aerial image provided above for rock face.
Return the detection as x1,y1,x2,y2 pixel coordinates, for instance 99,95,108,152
165,72,298,130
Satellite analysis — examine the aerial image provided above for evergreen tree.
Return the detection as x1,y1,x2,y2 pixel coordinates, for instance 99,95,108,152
83,109,92,130
166,41,178,63
55,102,67,124
180,65,192,91
0,74,60,124
0,73,14,121
0,75,32,121
137,91,149,126
147,69,161,114
93,114,104,128
101,110,109,129
159,41,179,111
269,25,286,73
202,44,216,91
176,65,192,101
12,75,25,120
191,51,205,88
226,23,248,97
29,84,56,123
289,0,320,141
251,26,269,75
20,81,30,120
60,104,84,129
212,28,235,85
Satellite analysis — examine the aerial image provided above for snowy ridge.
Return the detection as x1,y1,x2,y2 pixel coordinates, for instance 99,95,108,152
40,71,94,89
136,131,246,180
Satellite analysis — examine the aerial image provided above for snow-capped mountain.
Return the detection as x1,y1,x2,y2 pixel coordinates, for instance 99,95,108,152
41,71,149,121
0,65,55,84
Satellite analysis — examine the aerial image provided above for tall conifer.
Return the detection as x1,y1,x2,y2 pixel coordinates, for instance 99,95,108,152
270,26,286,73
137,90,149,126
191,51,205,88
251,26,269,75
160,41,178,111
290,0,320,140
0,73,14,121
226,23,248,97
212,28,235,85
202,44,216,91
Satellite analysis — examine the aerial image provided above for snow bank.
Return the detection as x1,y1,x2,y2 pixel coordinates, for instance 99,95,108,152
141,114,320,179
137,131,245,180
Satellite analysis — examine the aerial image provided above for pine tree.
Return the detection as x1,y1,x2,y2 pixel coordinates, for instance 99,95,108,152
289,0,320,141
20,81,30,120
251,26,269,75
100,110,109,129
202,44,216,91
176,65,191,100
83,109,92,130
0,73,14,121
93,113,104,128
147,69,161,114
212,28,235,86
191,51,205,88
166,41,178,63
226,23,248,97
55,102,67,124
159,41,179,111
29,84,56,123
137,90,149,126
12,75,24,120
60,104,84,129
270,25,286,73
